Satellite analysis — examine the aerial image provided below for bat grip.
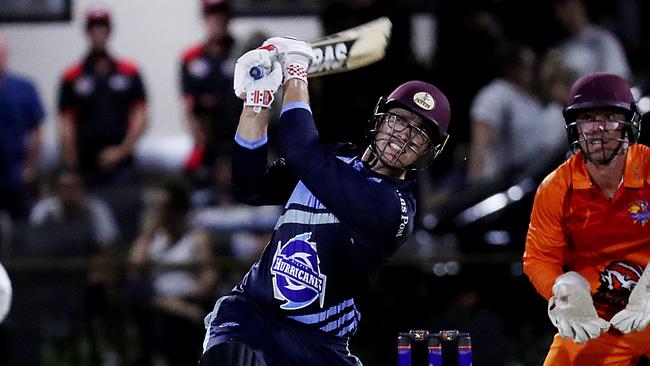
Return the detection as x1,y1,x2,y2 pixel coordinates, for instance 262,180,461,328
249,65,265,80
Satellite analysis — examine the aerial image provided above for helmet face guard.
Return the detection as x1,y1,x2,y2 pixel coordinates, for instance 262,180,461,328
562,73,641,165
365,81,451,170
367,98,449,170
565,111,639,165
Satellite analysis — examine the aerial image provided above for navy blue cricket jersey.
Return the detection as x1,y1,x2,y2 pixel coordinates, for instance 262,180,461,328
228,102,417,340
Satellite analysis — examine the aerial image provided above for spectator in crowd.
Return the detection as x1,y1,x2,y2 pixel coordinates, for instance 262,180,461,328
29,169,119,247
129,175,217,366
431,1,504,153
0,34,44,220
553,0,630,80
29,168,122,365
467,42,548,184
181,0,241,189
537,48,576,160
57,5,148,187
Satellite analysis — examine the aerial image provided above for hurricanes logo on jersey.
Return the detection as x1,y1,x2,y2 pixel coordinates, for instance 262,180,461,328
628,200,650,226
271,232,327,310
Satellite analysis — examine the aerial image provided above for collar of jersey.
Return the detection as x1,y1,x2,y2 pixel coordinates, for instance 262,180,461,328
572,145,645,189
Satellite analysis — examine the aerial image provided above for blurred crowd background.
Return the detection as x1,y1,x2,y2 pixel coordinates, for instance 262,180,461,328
1,0,650,365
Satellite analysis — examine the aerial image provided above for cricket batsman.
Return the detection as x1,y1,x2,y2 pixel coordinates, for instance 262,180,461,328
198,37,451,365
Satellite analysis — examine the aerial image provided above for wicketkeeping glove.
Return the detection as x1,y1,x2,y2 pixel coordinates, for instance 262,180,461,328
548,271,610,344
233,45,283,112
262,37,314,84
0,262,12,324
610,261,650,333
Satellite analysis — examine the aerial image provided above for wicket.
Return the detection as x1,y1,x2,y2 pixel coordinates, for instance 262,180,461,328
397,330,472,366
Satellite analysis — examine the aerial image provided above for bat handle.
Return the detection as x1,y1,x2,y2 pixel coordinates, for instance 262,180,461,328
249,65,266,80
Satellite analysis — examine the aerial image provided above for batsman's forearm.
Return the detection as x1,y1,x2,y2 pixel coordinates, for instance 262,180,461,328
282,79,310,105
235,106,271,142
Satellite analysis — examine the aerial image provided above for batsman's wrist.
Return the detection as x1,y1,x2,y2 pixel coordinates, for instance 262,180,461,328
283,78,308,89
283,62,309,84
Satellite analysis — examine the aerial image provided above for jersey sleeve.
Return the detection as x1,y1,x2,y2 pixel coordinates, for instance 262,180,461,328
279,103,410,255
180,46,201,97
116,60,147,107
180,60,194,97
231,140,297,206
130,71,147,106
58,65,82,115
523,170,570,299
58,77,77,115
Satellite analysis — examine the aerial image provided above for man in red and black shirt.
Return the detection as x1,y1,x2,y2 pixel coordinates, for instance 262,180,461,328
180,0,241,188
58,6,148,187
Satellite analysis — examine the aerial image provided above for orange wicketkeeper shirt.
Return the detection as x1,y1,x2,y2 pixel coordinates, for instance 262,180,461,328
524,144,650,320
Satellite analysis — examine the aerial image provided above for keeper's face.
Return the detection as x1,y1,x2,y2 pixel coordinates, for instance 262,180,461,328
374,107,432,170
574,107,628,164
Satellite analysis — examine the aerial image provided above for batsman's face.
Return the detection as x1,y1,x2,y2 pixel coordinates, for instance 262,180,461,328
375,107,432,170
575,108,628,164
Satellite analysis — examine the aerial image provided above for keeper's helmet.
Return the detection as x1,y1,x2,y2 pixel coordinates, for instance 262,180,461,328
563,73,641,161
85,5,111,31
367,80,451,169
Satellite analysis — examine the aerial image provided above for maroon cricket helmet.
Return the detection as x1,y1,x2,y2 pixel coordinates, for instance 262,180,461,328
563,72,641,145
563,72,637,117
384,80,451,134
367,80,452,168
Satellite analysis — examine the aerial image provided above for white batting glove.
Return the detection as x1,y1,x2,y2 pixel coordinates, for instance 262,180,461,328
610,262,650,333
233,46,283,112
548,272,610,344
0,262,12,324
262,37,314,84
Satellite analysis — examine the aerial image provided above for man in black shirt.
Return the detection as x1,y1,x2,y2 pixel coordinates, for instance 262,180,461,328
180,0,240,187
58,6,148,186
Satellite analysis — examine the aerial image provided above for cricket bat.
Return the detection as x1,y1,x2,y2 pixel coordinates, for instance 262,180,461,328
250,17,392,79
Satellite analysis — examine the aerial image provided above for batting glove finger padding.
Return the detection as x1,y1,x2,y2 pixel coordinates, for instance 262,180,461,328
234,46,279,98
262,36,315,84
245,61,282,111
547,272,610,344
234,47,283,112
611,261,650,333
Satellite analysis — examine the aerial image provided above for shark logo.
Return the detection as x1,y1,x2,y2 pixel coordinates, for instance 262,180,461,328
271,233,327,310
